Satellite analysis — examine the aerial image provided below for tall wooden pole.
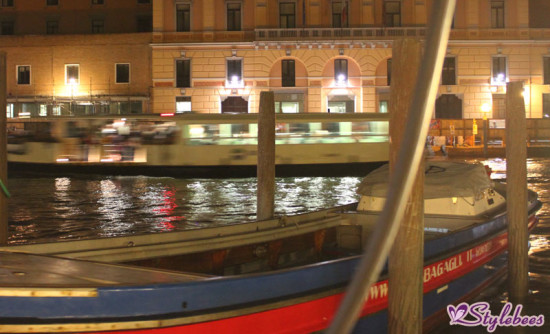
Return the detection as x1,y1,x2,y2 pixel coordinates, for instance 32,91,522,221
505,81,528,304
326,2,455,333
388,39,424,334
257,91,275,221
0,52,8,245
483,118,489,158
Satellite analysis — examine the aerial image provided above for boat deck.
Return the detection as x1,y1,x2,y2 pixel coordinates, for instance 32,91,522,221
0,252,206,289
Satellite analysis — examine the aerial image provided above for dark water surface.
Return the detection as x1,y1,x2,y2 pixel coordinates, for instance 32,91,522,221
6,158,550,332
7,174,361,244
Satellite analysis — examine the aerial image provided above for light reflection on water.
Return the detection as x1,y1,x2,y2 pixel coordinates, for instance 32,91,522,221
7,175,361,244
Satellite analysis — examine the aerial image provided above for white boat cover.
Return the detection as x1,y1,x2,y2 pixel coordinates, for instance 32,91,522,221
357,161,492,199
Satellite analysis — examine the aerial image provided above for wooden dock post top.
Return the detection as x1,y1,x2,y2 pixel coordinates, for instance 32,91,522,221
257,91,275,221
505,81,528,305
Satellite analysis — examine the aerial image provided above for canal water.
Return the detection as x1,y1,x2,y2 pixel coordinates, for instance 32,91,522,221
5,158,550,332
7,174,361,244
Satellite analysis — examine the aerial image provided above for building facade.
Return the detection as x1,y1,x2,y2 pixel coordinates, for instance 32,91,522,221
0,0,152,117
2,0,550,119
151,0,550,119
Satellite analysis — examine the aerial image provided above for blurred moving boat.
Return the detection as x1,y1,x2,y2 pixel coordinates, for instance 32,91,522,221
7,113,389,177
0,161,541,333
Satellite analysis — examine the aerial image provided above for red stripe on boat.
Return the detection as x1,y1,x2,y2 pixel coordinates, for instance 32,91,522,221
86,216,537,334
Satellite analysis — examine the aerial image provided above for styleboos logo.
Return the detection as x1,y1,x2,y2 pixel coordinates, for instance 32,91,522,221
447,302,545,332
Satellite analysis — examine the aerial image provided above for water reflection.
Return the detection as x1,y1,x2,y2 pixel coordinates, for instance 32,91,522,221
7,175,363,244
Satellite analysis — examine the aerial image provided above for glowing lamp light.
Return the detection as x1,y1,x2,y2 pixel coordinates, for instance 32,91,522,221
160,113,175,117
452,197,458,204
69,78,77,85
231,75,240,84
337,74,346,82
481,103,491,113
495,73,505,84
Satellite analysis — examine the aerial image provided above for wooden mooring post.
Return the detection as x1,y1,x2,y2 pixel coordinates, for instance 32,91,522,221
505,81,529,305
257,91,275,221
483,118,489,158
388,39,424,334
0,52,7,245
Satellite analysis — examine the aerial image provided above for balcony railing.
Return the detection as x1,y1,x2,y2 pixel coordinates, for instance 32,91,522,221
255,27,427,41
152,27,550,44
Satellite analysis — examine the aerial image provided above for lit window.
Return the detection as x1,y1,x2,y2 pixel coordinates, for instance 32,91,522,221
491,1,505,28
227,2,241,31
280,2,295,28
281,59,295,87
176,96,192,113
116,64,130,84
226,58,243,87
379,101,388,113
6,104,14,118
328,96,355,113
65,64,80,85
175,59,191,88
17,65,30,85
492,56,507,85
176,3,191,32
334,59,348,84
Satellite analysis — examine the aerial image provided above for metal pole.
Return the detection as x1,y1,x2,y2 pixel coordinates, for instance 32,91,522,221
0,52,8,245
326,1,456,333
257,91,275,221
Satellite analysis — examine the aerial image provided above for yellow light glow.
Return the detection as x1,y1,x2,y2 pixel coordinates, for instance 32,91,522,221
331,88,350,96
481,103,491,113
522,86,530,103
452,197,458,204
